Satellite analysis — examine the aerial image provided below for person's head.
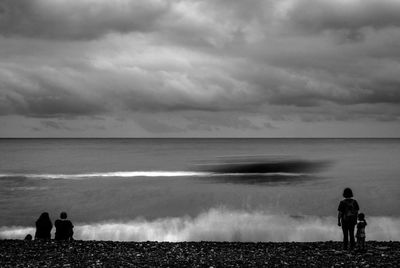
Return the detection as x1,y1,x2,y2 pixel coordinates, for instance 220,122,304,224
39,212,50,221
24,234,33,241
343,188,353,198
358,213,365,221
60,212,67,219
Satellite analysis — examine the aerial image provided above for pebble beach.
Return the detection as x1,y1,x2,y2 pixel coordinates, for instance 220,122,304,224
1,240,399,267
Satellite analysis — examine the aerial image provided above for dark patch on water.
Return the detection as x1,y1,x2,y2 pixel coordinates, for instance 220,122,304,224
192,156,330,185
197,174,322,185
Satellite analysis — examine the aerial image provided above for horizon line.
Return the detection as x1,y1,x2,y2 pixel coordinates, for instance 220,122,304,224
0,137,399,139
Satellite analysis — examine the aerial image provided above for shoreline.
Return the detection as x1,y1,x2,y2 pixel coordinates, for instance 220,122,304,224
1,240,399,267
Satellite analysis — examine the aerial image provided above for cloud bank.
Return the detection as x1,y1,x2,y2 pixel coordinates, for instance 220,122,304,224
1,0,400,136
0,0,169,39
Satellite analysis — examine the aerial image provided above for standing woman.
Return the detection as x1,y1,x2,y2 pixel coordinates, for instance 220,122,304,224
35,212,53,240
338,188,359,250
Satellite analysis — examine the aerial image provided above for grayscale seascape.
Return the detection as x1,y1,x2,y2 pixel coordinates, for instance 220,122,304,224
1,138,399,242
1,0,400,266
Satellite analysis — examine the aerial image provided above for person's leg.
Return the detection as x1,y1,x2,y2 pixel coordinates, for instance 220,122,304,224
342,224,349,250
361,238,366,251
349,223,356,250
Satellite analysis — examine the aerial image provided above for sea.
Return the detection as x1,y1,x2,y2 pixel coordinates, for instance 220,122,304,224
0,138,399,242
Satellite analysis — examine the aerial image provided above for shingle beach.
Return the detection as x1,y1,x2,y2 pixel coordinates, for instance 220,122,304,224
1,240,399,267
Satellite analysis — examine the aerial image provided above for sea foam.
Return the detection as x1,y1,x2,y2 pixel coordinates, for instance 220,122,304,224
1,208,399,242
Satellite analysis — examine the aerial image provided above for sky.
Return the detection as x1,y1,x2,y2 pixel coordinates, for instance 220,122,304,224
1,0,400,137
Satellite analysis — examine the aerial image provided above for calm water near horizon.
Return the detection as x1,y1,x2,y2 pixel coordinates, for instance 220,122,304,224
0,138,399,242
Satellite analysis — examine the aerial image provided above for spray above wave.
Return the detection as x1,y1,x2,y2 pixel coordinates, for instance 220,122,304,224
1,208,399,242
0,171,212,179
0,157,328,180
0,171,307,180
7,186,49,191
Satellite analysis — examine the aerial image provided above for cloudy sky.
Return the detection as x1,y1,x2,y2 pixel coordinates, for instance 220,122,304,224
1,0,400,137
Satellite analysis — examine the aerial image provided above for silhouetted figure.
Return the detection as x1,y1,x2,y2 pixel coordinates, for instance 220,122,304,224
338,188,359,250
35,212,53,240
356,213,367,251
55,212,74,241
24,234,33,241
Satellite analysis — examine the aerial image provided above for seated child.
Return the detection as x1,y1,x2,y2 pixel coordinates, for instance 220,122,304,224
356,213,367,251
24,234,32,241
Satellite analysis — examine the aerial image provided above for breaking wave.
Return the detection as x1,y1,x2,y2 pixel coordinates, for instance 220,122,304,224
7,186,49,191
0,171,306,180
1,208,399,242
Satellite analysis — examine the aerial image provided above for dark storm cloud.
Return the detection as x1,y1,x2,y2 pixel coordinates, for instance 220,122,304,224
266,102,400,123
263,122,277,129
267,78,400,107
0,0,169,39
0,91,105,117
133,116,183,133
40,120,75,130
185,112,264,131
1,0,400,136
0,65,106,117
287,0,400,34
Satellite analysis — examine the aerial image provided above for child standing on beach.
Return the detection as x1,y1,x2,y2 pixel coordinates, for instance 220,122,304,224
356,213,367,251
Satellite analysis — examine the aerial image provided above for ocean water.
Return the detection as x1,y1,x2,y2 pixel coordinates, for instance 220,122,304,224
0,138,399,242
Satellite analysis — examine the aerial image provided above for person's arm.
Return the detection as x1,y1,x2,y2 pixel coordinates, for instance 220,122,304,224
68,221,74,240
355,200,360,211
338,201,343,226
